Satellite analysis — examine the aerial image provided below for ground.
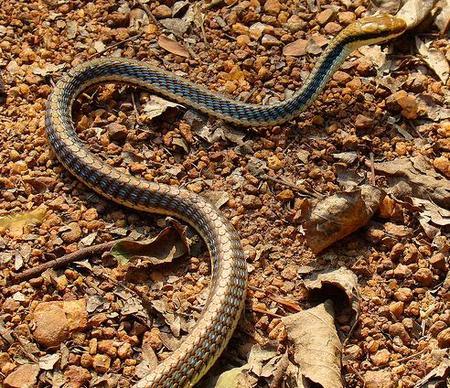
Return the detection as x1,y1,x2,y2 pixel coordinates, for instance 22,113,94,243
0,0,449,387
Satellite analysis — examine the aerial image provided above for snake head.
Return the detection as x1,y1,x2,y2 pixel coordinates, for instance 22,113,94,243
344,14,407,47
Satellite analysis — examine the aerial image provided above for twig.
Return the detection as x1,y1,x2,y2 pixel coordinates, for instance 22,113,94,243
261,173,322,198
135,0,161,28
248,285,302,312
369,152,376,185
11,240,126,283
343,309,360,346
88,32,143,60
370,347,428,371
131,92,142,125
252,307,283,318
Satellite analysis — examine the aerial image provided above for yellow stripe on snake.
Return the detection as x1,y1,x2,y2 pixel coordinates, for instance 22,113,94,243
45,14,406,388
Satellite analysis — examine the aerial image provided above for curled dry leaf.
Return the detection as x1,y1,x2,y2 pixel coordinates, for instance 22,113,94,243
411,197,450,238
372,155,450,209
214,344,282,388
158,35,189,57
415,37,449,84
281,300,343,388
39,353,60,370
214,366,251,388
142,95,183,121
0,205,47,238
303,185,385,253
304,267,359,315
110,224,189,265
396,0,439,29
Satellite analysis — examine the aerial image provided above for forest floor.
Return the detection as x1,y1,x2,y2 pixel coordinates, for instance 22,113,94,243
0,0,449,387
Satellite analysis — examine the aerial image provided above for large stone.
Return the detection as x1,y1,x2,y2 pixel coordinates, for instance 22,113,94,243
4,364,39,388
32,299,87,347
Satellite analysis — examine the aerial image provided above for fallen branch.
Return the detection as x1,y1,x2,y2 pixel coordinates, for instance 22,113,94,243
11,240,126,284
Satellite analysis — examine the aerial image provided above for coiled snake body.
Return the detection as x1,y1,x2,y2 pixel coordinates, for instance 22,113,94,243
45,15,405,388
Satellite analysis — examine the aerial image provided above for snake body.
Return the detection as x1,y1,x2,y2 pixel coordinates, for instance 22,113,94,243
45,14,405,387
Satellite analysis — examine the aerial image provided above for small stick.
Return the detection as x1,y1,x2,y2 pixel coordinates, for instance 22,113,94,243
135,0,161,28
252,307,283,318
88,32,143,60
369,152,376,185
261,173,322,198
11,240,126,283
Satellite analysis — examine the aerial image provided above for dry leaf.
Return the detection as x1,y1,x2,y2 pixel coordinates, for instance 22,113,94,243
411,197,450,238
305,267,359,315
434,0,450,33
282,300,343,388
417,95,450,121
215,366,251,388
0,205,47,238
158,35,189,57
110,224,189,265
416,37,449,84
160,18,191,36
414,357,450,387
129,8,149,31
66,20,78,39
202,190,230,209
194,122,245,145
32,63,65,77
93,41,106,53
214,344,281,388
374,0,402,14
142,95,183,120
372,155,450,209
303,185,385,253
397,0,439,29
39,353,60,370
359,45,387,71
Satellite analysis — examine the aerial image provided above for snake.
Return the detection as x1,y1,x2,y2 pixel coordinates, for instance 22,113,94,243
45,14,406,388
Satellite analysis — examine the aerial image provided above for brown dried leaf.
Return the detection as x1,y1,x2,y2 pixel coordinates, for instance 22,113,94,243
416,37,449,84
110,224,189,265
434,0,450,33
202,190,230,209
214,344,280,388
142,95,183,120
160,18,191,36
414,357,450,387
303,185,385,253
411,197,450,238
305,267,359,313
214,366,252,388
0,205,47,238
397,0,439,29
66,20,78,39
158,35,189,57
372,155,450,209
32,63,65,76
282,301,343,388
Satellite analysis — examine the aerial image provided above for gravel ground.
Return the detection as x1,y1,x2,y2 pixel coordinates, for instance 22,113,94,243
0,0,449,387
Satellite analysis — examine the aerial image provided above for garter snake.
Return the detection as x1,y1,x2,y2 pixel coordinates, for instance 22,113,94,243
45,14,406,388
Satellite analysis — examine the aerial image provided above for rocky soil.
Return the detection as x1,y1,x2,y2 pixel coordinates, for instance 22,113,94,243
0,0,448,387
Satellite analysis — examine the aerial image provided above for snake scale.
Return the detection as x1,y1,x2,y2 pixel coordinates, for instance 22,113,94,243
45,14,406,388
